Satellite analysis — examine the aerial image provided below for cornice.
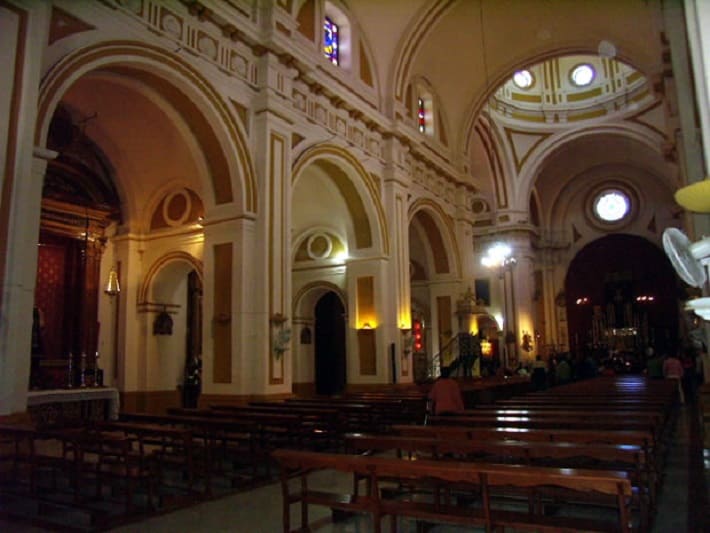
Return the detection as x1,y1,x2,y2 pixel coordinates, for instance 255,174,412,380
104,0,479,211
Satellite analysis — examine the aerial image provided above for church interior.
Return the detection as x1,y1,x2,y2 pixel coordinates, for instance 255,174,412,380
1,0,710,531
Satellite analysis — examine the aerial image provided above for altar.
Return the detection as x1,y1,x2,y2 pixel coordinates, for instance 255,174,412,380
27,387,120,426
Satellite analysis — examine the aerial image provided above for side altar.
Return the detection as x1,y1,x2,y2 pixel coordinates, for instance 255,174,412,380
27,387,119,426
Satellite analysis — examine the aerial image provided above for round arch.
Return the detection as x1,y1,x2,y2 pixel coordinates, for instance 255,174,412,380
517,124,668,212
564,233,680,355
408,198,461,278
292,281,348,396
292,144,389,256
293,281,348,317
36,40,256,215
139,251,204,304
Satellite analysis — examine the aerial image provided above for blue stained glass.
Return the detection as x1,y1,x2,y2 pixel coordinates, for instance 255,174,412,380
324,17,339,65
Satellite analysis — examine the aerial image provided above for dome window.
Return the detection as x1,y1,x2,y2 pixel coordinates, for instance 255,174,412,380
513,70,534,89
570,64,595,86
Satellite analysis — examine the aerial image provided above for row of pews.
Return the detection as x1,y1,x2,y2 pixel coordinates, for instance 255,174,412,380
273,376,678,533
0,391,427,530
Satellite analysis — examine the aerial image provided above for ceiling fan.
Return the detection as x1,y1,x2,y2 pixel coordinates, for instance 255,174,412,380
662,227,710,288
663,227,710,321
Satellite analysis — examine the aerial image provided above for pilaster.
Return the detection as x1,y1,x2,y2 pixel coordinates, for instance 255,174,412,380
382,164,412,382
252,52,295,393
0,1,52,416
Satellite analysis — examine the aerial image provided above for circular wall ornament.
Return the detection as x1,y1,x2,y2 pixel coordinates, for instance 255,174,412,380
163,189,192,227
593,189,629,222
306,233,333,260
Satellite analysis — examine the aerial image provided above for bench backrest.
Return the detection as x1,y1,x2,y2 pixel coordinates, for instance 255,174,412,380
272,449,632,497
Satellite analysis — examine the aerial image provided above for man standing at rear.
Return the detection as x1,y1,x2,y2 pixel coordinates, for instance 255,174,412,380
663,351,685,404
428,366,465,415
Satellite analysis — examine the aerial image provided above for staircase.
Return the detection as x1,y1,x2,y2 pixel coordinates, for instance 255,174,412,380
429,333,481,378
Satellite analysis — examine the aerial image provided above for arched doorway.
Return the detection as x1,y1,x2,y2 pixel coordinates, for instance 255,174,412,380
145,259,203,404
30,104,121,389
565,234,680,361
314,291,346,395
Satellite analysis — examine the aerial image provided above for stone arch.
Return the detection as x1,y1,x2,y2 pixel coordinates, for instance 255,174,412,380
293,281,347,319
138,251,204,395
517,124,667,212
292,281,348,394
408,198,461,278
35,40,256,216
292,144,389,256
139,251,204,305
390,0,457,102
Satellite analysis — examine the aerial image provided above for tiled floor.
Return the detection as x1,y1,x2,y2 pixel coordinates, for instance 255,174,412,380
2,404,708,532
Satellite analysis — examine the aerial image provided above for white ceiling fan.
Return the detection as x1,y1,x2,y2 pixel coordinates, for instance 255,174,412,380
663,227,710,322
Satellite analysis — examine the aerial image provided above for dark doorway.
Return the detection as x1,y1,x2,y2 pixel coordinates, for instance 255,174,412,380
565,234,680,357
315,291,346,395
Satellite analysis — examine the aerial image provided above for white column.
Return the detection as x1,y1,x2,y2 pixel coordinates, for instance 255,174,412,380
382,168,412,383
0,2,52,416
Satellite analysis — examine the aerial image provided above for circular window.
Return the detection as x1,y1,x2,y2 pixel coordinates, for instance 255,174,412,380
513,70,534,89
570,64,595,86
593,190,630,222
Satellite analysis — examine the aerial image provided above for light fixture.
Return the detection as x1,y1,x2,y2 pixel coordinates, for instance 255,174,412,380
481,242,513,268
361,322,372,330
104,269,120,296
481,339,492,357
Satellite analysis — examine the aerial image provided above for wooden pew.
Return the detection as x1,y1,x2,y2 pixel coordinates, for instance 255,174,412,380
273,449,635,533
208,404,340,448
96,420,195,494
119,412,263,493
344,432,653,526
0,423,156,525
392,423,658,479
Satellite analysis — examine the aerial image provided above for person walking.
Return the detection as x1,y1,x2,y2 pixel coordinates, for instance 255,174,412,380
663,352,685,404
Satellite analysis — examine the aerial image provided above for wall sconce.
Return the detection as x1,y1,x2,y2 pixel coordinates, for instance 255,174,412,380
104,269,120,296
361,322,373,330
481,339,492,357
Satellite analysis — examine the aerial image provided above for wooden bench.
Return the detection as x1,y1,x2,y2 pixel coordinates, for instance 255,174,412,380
273,449,634,533
119,412,263,493
345,432,653,527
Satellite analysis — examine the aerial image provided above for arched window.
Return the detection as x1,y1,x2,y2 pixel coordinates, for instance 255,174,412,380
415,88,435,138
323,16,339,65
417,97,426,133
323,2,351,69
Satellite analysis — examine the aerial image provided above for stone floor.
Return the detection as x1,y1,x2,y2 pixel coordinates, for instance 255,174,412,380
2,403,708,532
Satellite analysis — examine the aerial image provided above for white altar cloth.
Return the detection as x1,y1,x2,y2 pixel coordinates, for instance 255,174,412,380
27,387,120,420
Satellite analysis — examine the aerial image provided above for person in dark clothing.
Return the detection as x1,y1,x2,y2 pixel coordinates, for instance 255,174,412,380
531,355,547,391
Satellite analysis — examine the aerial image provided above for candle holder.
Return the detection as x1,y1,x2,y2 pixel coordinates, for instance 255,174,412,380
67,353,74,389
80,352,87,388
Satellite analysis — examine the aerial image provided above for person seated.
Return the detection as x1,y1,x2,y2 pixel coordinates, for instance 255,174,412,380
428,366,465,415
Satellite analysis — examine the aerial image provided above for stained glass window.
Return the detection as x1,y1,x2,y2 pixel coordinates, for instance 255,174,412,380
594,189,629,222
418,97,426,133
323,17,339,65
